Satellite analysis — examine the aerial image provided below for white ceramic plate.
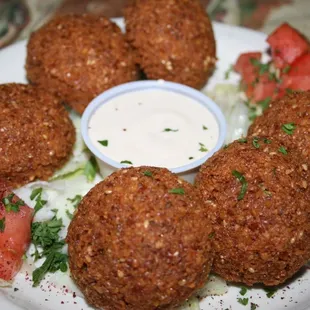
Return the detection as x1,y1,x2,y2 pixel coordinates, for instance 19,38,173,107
0,18,309,310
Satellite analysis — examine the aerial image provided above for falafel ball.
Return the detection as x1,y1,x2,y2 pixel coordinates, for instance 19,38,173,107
0,83,75,188
67,167,213,310
248,91,310,161
195,137,310,286
26,14,139,114
124,0,216,89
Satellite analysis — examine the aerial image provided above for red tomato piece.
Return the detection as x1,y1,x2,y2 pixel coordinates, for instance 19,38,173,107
0,182,33,281
282,75,310,92
267,23,309,68
253,81,278,102
234,52,262,74
287,53,310,76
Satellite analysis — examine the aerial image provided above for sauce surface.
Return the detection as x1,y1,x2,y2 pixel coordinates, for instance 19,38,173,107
88,89,219,169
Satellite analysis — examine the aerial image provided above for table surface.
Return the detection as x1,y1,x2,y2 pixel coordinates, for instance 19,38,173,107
0,0,309,49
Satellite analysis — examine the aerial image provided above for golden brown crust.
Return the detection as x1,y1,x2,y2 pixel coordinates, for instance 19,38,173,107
124,0,216,89
248,91,310,161
0,83,75,188
195,137,310,286
67,167,213,310
26,14,139,114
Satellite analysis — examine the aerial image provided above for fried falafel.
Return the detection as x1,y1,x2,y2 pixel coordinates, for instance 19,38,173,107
26,14,139,114
124,0,216,89
0,83,75,188
67,166,213,310
195,136,310,286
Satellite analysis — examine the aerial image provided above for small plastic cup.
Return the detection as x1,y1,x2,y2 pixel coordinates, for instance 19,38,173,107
81,80,226,183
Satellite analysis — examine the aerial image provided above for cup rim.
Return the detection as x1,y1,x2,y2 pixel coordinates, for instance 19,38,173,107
81,80,227,174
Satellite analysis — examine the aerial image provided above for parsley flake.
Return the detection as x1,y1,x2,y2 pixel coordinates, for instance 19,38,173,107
65,210,74,220
208,232,215,239
238,138,247,143
143,170,153,177
257,97,271,111
239,286,248,296
265,288,277,298
30,188,47,214
2,193,24,213
282,123,296,135
238,297,249,306
202,125,208,130
67,195,82,208
252,137,260,149
251,303,259,310
278,146,288,155
264,138,271,144
232,170,248,200
98,140,108,147
0,217,5,233
250,58,270,75
169,188,185,195
84,156,99,181
120,160,133,165
199,142,208,152
283,65,291,74
188,156,194,160
224,64,233,80
163,128,178,132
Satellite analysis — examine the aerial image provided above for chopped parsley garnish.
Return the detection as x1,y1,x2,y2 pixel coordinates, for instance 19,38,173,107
163,128,179,132
143,170,153,177
120,160,133,165
67,195,82,208
84,156,99,181
169,188,185,195
188,156,194,160
199,142,208,152
30,188,47,214
0,217,5,232
286,88,294,94
283,65,291,74
98,140,108,147
65,210,73,220
202,125,208,130
224,64,233,80
263,138,271,144
257,97,271,111
278,146,288,155
239,286,248,296
223,144,229,149
282,123,296,135
250,58,270,75
232,170,248,200
265,288,277,298
2,193,24,213
252,137,260,149
31,215,67,287
238,138,247,143
32,251,68,287
237,297,249,306
208,232,215,239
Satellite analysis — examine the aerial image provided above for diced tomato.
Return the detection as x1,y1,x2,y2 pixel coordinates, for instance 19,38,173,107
267,23,309,68
281,75,310,92
253,81,278,102
234,52,262,74
287,53,310,76
0,181,33,281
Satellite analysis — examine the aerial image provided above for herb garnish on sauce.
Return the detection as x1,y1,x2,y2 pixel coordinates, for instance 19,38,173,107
98,140,108,147
163,128,178,132
252,137,260,149
143,170,153,177
30,188,47,215
232,170,248,200
121,160,133,165
199,142,208,152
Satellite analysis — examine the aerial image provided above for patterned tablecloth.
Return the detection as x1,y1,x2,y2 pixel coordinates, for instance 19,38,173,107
0,0,309,49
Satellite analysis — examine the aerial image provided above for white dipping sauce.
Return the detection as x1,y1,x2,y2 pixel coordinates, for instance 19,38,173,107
88,89,219,169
